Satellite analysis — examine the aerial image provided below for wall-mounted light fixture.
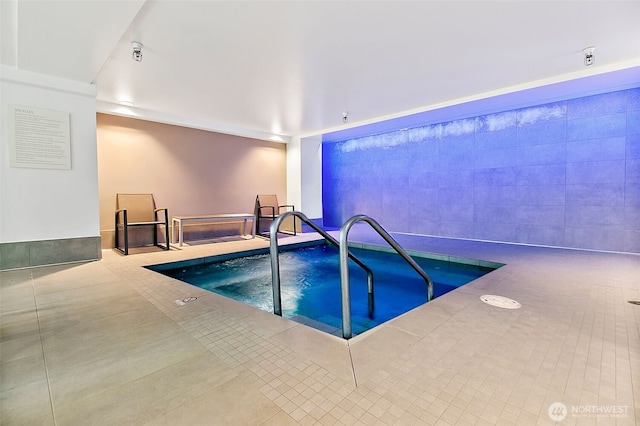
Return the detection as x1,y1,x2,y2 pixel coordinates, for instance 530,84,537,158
583,46,595,66
132,41,143,62
342,112,348,123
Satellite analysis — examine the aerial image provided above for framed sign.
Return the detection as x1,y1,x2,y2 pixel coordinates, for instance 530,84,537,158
8,105,71,170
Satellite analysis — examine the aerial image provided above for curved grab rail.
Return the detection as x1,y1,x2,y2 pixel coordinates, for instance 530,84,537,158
269,211,375,317
339,214,434,339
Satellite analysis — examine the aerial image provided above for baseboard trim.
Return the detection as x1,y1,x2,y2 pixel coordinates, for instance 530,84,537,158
0,236,101,271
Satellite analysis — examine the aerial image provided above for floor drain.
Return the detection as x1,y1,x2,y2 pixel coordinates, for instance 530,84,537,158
175,296,198,306
628,301,640,306
480,295,521,309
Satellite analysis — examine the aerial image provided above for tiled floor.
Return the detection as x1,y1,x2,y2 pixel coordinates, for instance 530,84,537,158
1,228,639,425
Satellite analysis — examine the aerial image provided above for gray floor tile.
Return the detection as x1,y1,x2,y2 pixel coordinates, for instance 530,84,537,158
0,233,637,425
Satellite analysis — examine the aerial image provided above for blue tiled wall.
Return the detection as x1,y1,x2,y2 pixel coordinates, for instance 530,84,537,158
322,88,640,253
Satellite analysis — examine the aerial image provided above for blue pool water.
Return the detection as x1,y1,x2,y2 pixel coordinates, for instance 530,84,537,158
151,243,497,337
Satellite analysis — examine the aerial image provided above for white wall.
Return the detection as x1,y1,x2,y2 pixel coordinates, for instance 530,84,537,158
286,136,302,211
287,134,323,219
0,66,100,243
300,134,322,218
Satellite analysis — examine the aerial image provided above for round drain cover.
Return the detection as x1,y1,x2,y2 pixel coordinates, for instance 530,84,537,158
480,295,521,309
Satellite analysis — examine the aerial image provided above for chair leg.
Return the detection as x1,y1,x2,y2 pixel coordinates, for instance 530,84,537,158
161,209,169,250
123,224,129,255
115,216,119,252
123,210,129,255
153,224,158,247
114,211,129,255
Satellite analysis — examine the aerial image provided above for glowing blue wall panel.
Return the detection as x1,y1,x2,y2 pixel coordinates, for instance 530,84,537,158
323,87,640,253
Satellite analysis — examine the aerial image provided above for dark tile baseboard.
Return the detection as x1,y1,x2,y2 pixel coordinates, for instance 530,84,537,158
0,236,101,270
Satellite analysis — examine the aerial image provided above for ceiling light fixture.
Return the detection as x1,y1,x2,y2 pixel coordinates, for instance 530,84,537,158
583,46,595,66
132,41,143,62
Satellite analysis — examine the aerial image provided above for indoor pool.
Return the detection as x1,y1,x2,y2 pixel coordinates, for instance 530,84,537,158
149,243,499,337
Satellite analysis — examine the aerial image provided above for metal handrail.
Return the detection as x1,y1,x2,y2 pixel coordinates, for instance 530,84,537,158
269,211,375,317
339,214,434,339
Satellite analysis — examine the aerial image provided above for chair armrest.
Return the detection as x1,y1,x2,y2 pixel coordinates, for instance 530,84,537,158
115,209,128,226
154,208,169,224
278,204,295,212
258,206,276,217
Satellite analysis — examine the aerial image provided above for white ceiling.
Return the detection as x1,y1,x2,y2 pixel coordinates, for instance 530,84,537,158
2,1,640,142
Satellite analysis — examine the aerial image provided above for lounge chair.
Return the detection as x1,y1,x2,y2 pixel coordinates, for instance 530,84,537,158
114,193,169,255
254,194,297,236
